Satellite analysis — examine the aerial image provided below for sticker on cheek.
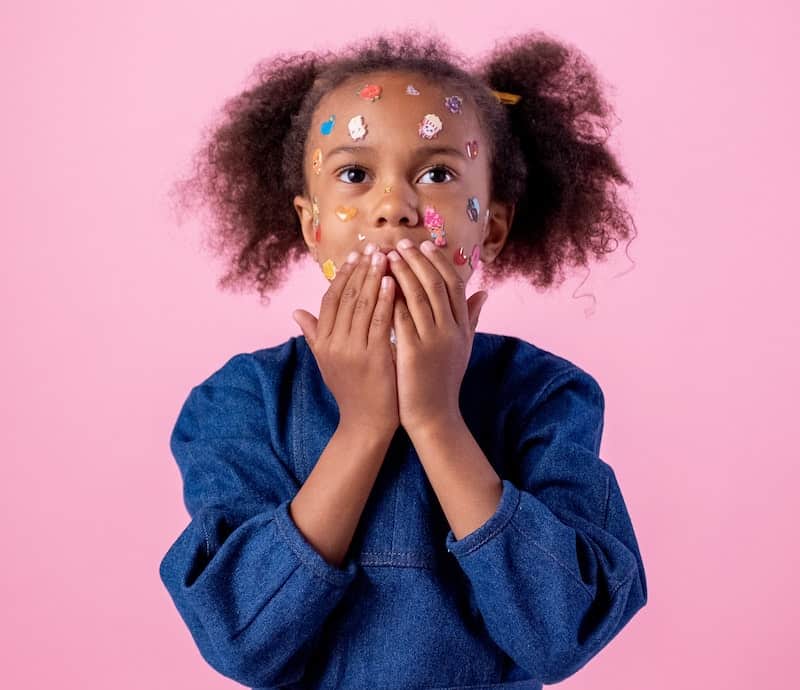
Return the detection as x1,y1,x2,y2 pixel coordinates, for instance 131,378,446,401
465,140,479,160
320,115,336,135
424,205,447,247
322,258,337,280
405,84,420,95
312,148,323,175
358,84,382,101
466,197,480,222
312,196,321,242
468,244,480,269
348,115,368,141
418,113,443,139
443,95,463,114
453,246,469,265
335,206,358,222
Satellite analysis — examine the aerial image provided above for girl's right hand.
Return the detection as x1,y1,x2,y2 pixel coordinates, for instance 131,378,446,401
292,247,399,438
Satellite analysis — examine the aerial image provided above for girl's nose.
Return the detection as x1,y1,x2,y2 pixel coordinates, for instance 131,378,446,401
372,182,419,228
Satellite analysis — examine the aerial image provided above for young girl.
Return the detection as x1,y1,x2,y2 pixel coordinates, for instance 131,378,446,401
159,30,647,690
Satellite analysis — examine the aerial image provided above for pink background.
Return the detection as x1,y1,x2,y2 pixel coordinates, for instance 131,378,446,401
3,1,797,687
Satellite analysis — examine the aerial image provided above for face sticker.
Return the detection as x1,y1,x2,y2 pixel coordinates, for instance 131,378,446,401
424,205,447,247
348,115,367,141
335,206,358,222
468,244,480,269
312,196,321,242
312,148,323,175
357,232,367,241
320,115,336,135
466,197,480,222
322,258,337,280
358,84,382,101
443,95,463,114
453,246,469,266
406,84,420,95
465,140,479,159
418,113,443,140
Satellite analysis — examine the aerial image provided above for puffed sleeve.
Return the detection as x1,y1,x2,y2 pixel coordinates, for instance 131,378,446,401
158,353,359,688
444,365,647,684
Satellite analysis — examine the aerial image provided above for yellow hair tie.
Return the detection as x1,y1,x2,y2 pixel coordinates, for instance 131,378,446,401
491,89,521,105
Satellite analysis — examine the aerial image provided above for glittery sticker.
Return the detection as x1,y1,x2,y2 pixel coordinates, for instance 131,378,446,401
322,258,337,280
406,84,420,95
454,246,469,265
358,84,382,101
335,206,358,222
357,232,366,241
348,115,367,141
418,113,443,140
443,96,463,114
312,148,323,175
465,140,479,159
312,196,321,241
469,244,480,269
424,205,447,247
466,197,480,222
320,115,336,135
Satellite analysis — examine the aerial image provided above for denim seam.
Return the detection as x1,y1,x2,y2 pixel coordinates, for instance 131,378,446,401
527,366,577,412
509,519,594,602
455,483,520,556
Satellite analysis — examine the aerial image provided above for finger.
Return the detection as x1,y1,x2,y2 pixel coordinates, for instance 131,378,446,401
418,239,469,327
292,309,318,346
394,239,457,329
392,290,418,343
367,272,396,349
317,252,358,339
331,252,372,342
353,250,388,348
386,247,434,335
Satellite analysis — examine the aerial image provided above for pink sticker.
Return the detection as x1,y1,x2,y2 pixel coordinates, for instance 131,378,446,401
418,113,443,139
469,244,480,269
424,206,447,247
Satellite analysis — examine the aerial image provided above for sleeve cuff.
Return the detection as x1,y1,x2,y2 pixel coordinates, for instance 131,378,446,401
445,479,522,557
273,498,360,586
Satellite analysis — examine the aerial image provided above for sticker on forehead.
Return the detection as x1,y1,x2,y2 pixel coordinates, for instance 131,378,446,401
335,206,358,222
406,84,420,96
320,115,335,135
311,148,323,175
466,197,480,222
424,205,447,247
418,113,443,140
322,258,337,280
465,140,479,160
443,96,463,114
358,84,382,101
348,115,368,141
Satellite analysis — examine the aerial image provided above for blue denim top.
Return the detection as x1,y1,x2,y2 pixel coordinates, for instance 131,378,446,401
159,331,647,689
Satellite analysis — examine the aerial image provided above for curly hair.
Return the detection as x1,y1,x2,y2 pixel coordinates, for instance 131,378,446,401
170,28,637,306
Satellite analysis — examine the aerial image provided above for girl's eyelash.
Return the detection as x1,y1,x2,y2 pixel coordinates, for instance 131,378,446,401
334,162,457,182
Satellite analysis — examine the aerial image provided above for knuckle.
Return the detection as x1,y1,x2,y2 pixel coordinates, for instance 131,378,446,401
341,285,358,301
354,294,371,312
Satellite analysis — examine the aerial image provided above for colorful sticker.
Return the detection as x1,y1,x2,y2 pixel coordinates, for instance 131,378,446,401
312,196,321,242
348,115,367,141
418,113,443,140
465,140,479,159
312,148,323,175
322,258,337,280
320,115,336,135
453,246,469,266
469,244,480,269
466,197,480,222
406,84,420,95
357,232,367,241
424,205,447,247
335,206,358,222
358,84,382,101
443,95,463,114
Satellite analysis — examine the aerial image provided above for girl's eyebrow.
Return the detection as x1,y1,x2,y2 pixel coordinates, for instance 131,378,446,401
325,144,466,160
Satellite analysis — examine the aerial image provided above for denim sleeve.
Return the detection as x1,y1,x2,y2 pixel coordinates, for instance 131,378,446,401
158,354,359,688
445,367,648,684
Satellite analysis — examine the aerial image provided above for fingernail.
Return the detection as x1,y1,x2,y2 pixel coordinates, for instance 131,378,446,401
364,243,377,255
371,251,383,266
347,251,359,263
381,276,391,290
397,238,413,250
387,250,401,262
420,240,435,254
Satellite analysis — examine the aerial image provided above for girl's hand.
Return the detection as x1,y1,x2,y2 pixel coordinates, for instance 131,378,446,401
387,239,489,434
293,248,400,438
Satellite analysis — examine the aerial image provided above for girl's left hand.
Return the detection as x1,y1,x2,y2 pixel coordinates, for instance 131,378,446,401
387,239,489,434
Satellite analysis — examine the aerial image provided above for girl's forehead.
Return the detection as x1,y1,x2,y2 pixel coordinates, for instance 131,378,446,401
309,71,480,150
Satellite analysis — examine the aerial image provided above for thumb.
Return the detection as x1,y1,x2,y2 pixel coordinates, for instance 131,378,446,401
291,309,319,346
467,291,489,332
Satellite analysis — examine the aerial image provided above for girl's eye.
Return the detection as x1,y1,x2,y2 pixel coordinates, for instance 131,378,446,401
418,166,455,184
336,166,369,184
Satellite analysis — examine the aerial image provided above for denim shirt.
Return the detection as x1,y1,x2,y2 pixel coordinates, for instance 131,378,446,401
159,331,647,689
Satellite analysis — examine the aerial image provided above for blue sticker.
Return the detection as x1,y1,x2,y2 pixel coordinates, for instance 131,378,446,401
320,115,336,135
466,197,480,222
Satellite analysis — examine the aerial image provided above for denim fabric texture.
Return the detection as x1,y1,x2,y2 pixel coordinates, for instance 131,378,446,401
159,332,647,689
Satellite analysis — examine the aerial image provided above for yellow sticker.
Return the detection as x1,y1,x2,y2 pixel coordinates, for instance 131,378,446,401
322,258,337,280
312,148,323,175
335,206,358,222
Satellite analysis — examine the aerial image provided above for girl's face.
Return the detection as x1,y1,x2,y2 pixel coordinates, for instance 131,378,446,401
293,70,513,283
